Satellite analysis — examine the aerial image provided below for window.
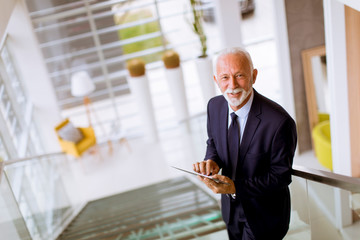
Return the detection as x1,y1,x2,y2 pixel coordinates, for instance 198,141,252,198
25,0,221,141
0,62,23,149
0,40,44,158
0,46,27,115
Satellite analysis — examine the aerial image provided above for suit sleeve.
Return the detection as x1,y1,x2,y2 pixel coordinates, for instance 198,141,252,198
235,117,297,197
204,100,223,169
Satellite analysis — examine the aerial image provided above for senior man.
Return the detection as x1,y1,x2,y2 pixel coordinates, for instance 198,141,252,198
193,47,297,240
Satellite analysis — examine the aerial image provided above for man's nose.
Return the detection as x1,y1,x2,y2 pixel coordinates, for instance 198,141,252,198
228,76,237,89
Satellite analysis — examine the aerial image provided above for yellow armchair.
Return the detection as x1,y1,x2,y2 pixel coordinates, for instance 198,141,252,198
55,119,96,157
318,112,330,123
312,120,332,171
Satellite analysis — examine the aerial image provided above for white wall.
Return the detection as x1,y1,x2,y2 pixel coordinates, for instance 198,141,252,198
5,1,62,152
0,0,16,43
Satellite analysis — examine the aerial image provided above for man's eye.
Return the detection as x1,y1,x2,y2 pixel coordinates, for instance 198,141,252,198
236,74,242,78
221,76,228,80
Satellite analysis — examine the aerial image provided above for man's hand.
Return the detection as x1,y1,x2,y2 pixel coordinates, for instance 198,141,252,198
199,174,236,194
192,159,220,176
193,160,234,194
198,174,236,194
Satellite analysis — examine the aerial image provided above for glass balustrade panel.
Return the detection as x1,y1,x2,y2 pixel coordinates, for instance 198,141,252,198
0,172,31,240
4,154,84,240
305,179,343,240
352,192,360,220
286,176,311,239
349,190,360,239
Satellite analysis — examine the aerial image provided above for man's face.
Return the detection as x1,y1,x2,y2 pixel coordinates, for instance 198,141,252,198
214,53,257,111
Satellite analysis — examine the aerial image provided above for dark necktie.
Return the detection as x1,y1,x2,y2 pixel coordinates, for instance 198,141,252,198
228,112,239,180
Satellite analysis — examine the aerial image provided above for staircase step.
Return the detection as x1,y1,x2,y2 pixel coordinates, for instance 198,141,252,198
57,177,226,240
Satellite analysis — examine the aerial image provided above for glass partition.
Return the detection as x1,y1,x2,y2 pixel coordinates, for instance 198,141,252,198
0,171,31,240
306,179,341,239
4,154,85,240
352,193,360,218
286,176,311,239
287,174,360,239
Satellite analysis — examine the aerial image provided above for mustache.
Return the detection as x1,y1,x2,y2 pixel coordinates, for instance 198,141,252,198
224,88,243,94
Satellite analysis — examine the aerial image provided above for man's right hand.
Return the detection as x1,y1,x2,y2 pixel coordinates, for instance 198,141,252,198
193,159,220,176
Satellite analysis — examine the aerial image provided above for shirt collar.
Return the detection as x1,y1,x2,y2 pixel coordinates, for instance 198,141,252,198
228,90,254,119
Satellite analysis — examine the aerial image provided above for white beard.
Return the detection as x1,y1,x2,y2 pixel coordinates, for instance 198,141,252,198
222,85,252,108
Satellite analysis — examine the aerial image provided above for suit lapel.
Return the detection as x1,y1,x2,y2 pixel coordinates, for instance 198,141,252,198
237,90,262,171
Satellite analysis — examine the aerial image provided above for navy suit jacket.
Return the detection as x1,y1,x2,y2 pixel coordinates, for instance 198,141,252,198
205,89,297,239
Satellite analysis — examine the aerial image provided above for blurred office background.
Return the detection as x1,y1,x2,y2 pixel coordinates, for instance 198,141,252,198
0,0,360,239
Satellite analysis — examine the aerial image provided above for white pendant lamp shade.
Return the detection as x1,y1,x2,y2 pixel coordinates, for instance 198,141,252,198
71,71,95,97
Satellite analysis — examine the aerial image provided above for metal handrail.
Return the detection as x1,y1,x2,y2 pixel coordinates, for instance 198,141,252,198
0,151,64,183
292,165,360,192
3,152,65,166
1,138,119,169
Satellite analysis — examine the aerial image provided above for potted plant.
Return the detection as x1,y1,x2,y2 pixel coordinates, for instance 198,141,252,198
188,0,207,58
187,0,216,105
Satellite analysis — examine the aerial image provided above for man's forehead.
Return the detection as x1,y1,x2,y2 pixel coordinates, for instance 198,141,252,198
216,54,250,70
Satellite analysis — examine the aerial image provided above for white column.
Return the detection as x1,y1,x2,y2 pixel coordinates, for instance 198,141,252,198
213,0,243,48
164,67,190,132
195,57,216,106
127,74,158,142
323,0,352,227
324,0,351,177
272,0,296,121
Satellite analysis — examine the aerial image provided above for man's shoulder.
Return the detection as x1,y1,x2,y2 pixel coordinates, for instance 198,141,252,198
208,95,226,108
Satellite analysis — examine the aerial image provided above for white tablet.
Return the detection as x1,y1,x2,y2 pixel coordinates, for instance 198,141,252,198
171,166,230,185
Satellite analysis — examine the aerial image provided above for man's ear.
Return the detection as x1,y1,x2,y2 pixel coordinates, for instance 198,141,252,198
213,75,217,83
252,69,258,84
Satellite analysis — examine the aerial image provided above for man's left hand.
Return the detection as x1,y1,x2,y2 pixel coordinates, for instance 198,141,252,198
198,174,236,194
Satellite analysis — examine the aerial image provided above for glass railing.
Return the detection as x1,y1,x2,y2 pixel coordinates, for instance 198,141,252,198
287,165,360,239
0,167,31,240
1,128,360,240
1,153,85,240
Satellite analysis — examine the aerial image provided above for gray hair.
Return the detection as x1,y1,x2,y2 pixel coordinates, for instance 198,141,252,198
213,47,254,76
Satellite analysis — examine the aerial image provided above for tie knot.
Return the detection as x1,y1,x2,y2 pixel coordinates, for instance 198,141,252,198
230,112,238,121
